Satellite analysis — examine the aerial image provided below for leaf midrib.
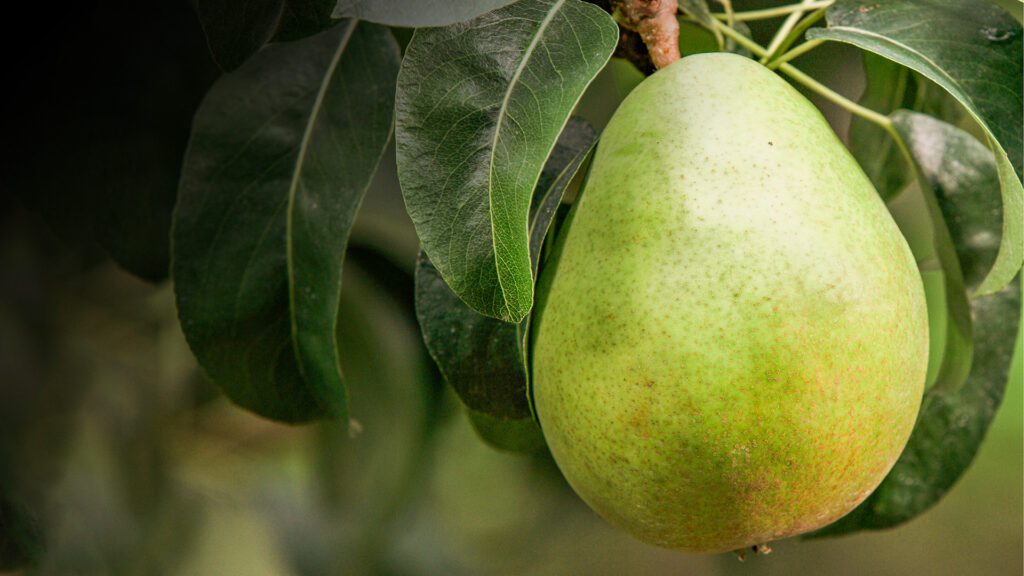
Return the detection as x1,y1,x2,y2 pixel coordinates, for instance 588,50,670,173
487,0,565,320
285,20,358,383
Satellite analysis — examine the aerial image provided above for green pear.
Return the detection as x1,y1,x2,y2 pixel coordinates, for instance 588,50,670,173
531,52,929,553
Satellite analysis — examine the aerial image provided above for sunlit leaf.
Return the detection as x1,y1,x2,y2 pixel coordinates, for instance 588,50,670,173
173,21,399,423
396,0,617,323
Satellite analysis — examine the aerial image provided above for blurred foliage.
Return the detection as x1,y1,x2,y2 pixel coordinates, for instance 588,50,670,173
0,197,1019,574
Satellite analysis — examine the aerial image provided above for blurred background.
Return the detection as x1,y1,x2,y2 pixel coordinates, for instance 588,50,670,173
1,1,1021,575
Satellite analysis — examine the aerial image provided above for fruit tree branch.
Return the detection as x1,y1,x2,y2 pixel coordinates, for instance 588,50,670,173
613,0,681,70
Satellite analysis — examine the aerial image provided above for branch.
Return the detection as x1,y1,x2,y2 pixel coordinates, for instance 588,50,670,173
613,0,681,70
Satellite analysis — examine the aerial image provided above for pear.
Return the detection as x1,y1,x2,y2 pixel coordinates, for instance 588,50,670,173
531,53,928,553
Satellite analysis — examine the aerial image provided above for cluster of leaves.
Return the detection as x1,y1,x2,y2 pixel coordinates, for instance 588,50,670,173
3,0,1021,564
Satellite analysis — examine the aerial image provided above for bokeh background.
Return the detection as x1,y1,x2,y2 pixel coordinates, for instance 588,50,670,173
2,1,1021,575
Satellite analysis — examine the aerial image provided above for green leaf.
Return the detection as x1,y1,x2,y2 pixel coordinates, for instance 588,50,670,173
677,0,715,29
896,113,1004,289
677,0,724,49
332,0,516,27
808,0,1023,296
396,0,618,323
517,117,598,394
467,409,547,452
273,0,338,41
811,111,1021,536
197,0,284,70
198,0,338,70
173,21,399,423
414,119,597,423
415,251,531,419
850,53,966,201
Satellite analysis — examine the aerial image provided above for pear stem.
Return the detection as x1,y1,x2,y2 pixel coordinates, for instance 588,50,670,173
766,38,826,69
714,0,736,28
614,0,682,69
763,7,829,65
711,0,833,22
761,0,815,64
711,19,893,131
776,63,894,129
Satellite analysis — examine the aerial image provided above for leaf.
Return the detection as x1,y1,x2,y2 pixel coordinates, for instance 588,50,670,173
415,252,531,419
173,21,399,423
516,117,598,391
808,0,1023,296
396,0,618,323
467,408,547,452
198,0,338,70
677,0,716,29
896,113,1004,289
332,0,516,27
274,0,338,42
677,0,724,48
197,0,284,71
811,111,1021,536
415,119,597,422
850,53,966,201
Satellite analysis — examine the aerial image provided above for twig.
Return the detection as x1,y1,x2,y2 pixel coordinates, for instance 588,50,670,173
613,0,681,69
712,0,833,21
711,19,892,130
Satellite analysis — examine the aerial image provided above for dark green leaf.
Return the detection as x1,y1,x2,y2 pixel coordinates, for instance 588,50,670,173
467,409,547,452
173,21,399,423
808,0,1023,296
811,111,1021,536
198,0,337,70
414,119,597,422
415,252,531,419
332,0,516,27
517,118,597,392
848,53,975,396
896,113,1003,289
274,0,338,41
850,53,966,201
197,0,284,70
396,0,617,323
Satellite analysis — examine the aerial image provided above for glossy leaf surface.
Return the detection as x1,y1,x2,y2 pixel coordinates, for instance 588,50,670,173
414,119,597,422
173,21,399,422
396,0,617,323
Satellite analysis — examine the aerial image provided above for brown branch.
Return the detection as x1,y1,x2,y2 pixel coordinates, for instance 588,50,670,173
613,0,681,70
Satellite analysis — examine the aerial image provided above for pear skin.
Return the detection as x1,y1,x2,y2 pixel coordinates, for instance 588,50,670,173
531,53,929,553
